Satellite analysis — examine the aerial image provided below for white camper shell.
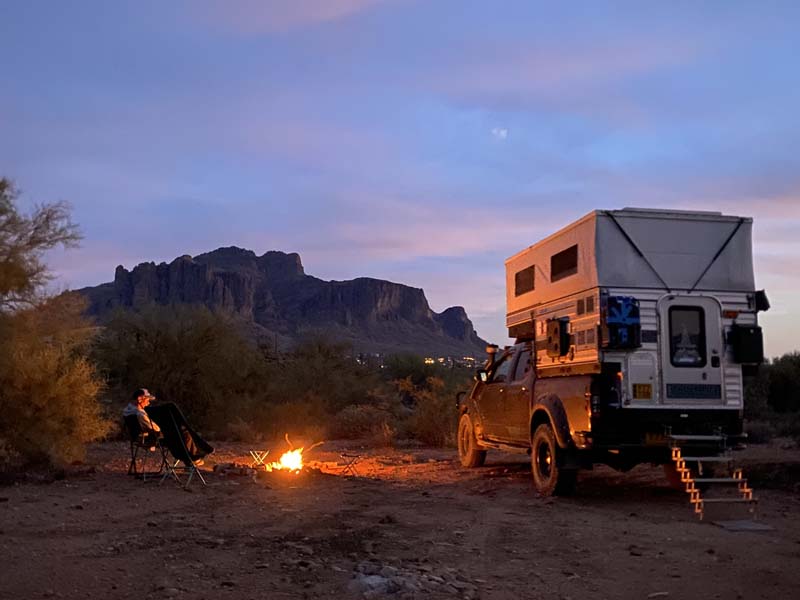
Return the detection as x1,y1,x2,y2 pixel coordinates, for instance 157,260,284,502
505,208,762,410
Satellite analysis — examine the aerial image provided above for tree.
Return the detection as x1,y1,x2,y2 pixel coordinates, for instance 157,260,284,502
93,304,271,432
0,178,80,309
0,178,107,468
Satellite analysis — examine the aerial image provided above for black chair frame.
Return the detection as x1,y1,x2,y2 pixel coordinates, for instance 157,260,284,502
123,415,169,482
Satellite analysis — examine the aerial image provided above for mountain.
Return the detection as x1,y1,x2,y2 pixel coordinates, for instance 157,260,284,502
78,247,488,357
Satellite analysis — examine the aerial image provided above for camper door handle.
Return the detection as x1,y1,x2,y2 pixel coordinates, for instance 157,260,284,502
711,356,720,368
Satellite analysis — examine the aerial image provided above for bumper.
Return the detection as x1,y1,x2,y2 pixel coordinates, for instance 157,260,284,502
586,407,744,448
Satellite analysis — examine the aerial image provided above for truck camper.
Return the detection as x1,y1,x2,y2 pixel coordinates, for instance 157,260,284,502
458,208,768,499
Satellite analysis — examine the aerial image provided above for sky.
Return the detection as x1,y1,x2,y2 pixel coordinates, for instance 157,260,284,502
2,1,799,356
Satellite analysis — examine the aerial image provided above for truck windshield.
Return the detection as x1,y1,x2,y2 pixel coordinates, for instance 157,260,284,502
669,306,706,368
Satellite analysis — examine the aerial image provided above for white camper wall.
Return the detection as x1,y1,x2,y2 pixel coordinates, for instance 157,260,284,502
506,212,600,330
595,209,755,292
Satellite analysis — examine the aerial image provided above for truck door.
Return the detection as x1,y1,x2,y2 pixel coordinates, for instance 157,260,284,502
502,345,534,445
476,349,515,440
658,296,724,405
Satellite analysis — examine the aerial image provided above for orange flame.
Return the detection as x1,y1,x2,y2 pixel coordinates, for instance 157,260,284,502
265,448,304,473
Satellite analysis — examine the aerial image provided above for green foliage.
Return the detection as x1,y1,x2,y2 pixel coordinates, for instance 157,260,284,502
766,352,800,413
271,338,383,414
93,304,270,433
0,294,109,467
0,178,80,309
401,375,470,447
744,352,800,443
0,179,104,469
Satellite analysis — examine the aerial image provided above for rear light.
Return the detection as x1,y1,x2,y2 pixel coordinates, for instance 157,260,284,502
722,310,740,319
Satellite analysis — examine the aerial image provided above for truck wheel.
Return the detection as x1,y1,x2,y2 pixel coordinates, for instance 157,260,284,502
531,423,577,496
457,413,487,468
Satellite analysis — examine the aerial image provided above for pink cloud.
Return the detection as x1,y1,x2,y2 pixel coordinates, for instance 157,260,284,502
193,0,398,34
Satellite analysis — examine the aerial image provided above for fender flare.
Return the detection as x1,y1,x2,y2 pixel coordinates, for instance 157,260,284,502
531,394,573,449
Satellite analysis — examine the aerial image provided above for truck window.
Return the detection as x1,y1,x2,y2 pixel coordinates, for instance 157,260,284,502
551,245,578,282
512,349,532,381
490,354,514,383
515,266,535,296
669,306,707,367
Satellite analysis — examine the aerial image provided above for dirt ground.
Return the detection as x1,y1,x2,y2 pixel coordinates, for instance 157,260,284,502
1,440,799,600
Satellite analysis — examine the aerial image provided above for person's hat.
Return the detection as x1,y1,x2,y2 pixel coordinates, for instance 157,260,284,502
133,388,155,401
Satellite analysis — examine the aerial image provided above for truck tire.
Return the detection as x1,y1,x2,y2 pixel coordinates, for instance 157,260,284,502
457,413,487,468
531,423,577,496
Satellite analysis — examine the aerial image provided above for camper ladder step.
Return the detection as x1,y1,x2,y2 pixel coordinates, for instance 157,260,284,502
670,446,757,521
677,455,733,463
693,478,748,484
668,434,726,442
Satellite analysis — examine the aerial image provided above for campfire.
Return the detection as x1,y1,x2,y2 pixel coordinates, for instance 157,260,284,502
262,434,323,474
265,447,304,473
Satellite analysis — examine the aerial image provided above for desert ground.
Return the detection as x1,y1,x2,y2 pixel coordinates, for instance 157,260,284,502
1,440,799,600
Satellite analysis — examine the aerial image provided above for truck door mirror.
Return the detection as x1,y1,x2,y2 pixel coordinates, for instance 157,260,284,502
475,368,489,383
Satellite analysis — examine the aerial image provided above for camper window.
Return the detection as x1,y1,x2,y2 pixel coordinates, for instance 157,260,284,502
669,307,707,368
515,266,535,296
551,245,578,282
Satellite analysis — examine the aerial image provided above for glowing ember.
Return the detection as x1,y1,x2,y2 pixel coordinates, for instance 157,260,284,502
265,448,304,473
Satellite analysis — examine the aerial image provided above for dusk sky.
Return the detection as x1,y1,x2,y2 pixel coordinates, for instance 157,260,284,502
3,1,798,356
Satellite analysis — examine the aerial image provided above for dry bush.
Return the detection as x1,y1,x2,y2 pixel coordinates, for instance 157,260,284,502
0,294,109,468
330,404,395,440
93,304,272,434
403,377,459,447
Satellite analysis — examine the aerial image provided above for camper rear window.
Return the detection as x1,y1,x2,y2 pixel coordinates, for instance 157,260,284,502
515,266,535,296
550,245,578,282
669,307,707,368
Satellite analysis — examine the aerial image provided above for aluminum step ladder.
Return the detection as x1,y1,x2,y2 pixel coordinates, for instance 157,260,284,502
668,432,757,521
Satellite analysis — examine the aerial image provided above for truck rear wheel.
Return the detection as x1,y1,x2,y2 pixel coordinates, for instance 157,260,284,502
531,423,577,496
457,413,487,468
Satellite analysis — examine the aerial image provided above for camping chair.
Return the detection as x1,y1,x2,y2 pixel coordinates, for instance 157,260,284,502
340,452,362,477
123,415,168,481
146,403,211,489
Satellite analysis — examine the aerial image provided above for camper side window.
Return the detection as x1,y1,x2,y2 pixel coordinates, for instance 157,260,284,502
551,245,578,282
515,266,535,296
669,307,707,368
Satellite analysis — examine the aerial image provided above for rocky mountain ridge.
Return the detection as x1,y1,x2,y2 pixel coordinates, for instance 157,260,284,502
79,247,487,356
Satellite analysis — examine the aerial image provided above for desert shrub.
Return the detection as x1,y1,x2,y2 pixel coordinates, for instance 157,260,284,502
401,376,460,447
330,404,395,440
93,304,272,433
254,396,329,440
767,353,800,413
0,294,109,467
271,338,383,414
0,178,107,469
744,420,777,444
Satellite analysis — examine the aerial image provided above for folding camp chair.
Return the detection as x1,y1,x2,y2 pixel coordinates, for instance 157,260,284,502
122,415,168,482
249,450,270,469
340,452,362,477
146,403,212,489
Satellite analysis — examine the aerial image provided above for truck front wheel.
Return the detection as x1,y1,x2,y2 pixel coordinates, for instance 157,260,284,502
531,423,577,496
457,413,487,467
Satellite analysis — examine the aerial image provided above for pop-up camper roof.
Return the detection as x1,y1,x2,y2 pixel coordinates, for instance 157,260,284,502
506,207,755,325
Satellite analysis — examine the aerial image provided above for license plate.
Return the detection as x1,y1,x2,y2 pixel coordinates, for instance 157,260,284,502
633,383,652,399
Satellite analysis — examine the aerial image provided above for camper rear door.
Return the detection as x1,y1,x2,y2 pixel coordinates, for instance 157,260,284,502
658,296,724,405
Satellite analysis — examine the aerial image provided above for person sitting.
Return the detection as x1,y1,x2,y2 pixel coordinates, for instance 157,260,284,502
122,388,162,450
122,388,213,467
